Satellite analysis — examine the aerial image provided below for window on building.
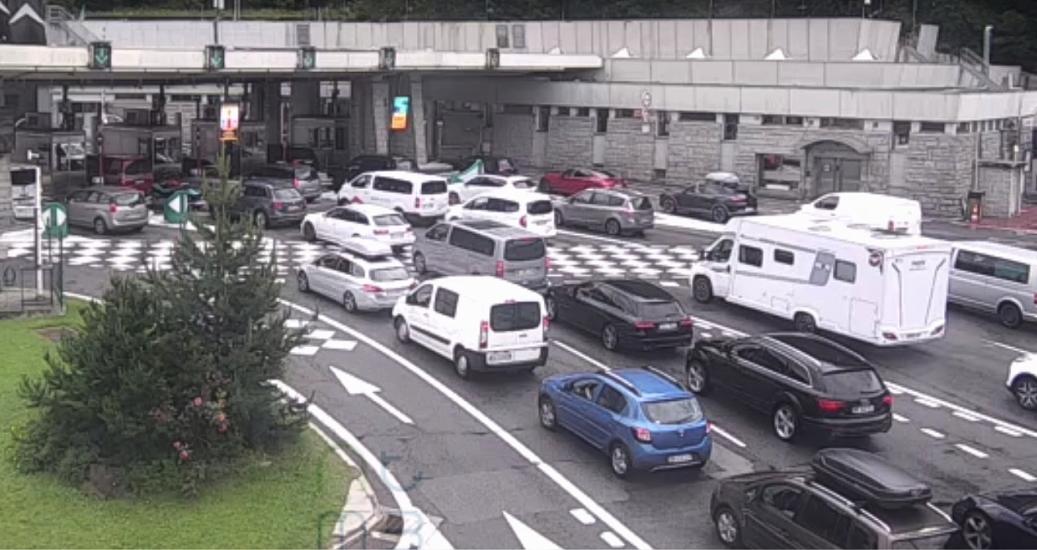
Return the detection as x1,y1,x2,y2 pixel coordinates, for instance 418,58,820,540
956,122,972,134
512,24,526,48
596,109,608,133
757,154,802,191
615,109,635,119
786,116,804,126
536,106,550,132
678,111,716,122
774,249,795,265
576,107,591,117
893,121,911,145
170,94,196,102
820,118,865,130
762,115,784,125
739,245,763,267
919,121,946,134
657,110,670,137
495,25,509,48
723,114,739,140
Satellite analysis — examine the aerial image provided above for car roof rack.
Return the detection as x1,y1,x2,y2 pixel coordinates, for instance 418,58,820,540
601,371,641,396
811,449,932,511
640,365,683,389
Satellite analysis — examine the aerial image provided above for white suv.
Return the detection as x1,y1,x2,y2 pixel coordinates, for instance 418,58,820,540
1007,354,1037,411
337,170,450,223
392,276,549,379
446,190,557,238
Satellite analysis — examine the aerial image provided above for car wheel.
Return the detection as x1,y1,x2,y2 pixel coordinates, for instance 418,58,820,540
604,219,621,236
998,302,1023,329
685,357,711,395
554,209,565,227
601,324,619,351
793,312,817,334
342,291,358,313
660,196,676,214
692,276,714,303
609,442,632,478
711,205,730,223
538,396,557,431
962,511,993,550
1012,375,1037,410
297,272,310,293
254,210,269,229
303,223,316,242
545,297,558,321
772,403,799,442
413,252,427,274
714,507,742,548
454,348,471,380
92,218,108,235
394,317,410,343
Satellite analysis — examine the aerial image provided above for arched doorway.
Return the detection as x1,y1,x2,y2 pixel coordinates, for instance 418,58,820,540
800,139,870,198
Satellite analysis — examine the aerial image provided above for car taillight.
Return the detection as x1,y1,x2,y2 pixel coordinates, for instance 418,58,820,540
632,427,652,443
882,394,894,408
362,284,383,294
109,203,118,214
729,195,747,204
680,317,694,329
519,215,528,227
374,229,389,235
351,196,363,204
634,321,655,331
479,320,489,349
882,331,899,341
293,178,301,189
542,315,550,335
273,201,285,211
817,399,845,414
495,260,504,278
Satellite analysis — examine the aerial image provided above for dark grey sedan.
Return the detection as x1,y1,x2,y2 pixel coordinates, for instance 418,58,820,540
553,189,653,236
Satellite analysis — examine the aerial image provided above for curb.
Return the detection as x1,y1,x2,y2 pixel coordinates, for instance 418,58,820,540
942,219,1037,236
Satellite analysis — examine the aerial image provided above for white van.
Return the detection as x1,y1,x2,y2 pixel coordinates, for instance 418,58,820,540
392,276,549,379
949,241,1037,328
336,170,450,223
446,190,557,237
799,192,923,236
689,215,951,346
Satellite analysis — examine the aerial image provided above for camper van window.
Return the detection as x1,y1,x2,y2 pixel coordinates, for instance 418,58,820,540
834,260,857,283
738,245,763,267
774,249,795,265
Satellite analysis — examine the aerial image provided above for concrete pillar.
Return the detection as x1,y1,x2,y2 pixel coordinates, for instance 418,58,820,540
262,81,282,149
371,80,390,156
410,75,429,164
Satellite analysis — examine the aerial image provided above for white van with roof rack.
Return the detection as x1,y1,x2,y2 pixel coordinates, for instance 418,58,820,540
336,170,450,223
392,276,549,379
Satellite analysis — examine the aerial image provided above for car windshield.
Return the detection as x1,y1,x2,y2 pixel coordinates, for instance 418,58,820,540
111,193,143,206
891,532,954,549
643,398,702,425
421,180,448,194
823,370,883,394
370,267,410,282
504,238,546,261
632,197,653,210
596,170,617,178
527,200,553,215
490,302,541,332
273,188,301,200
373,214,408,226
639,301,684,319
511,178,534,189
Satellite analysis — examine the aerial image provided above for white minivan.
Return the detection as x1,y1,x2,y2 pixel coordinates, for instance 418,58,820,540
337,170,450,224
392,276,549,379
446,189,557,238
949,241,1037,328
799,192,923,235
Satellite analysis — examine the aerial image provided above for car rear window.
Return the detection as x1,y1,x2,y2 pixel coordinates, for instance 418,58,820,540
421,180,448,195
490,302,541,332
111,193,143,206
823,370,883,394
643,398,702,425
639,300,684,318
273,188,302,200
504,238,546,261
527,200,553,215
632,197,653,210
373,214,408,226
370,267,410,282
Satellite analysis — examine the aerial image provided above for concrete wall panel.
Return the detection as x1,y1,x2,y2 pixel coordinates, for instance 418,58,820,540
541,21,560,52
651,61,691,84
747,19,769,59
607,60,652,81
828,19,859,60
689,61,734,84
807,19,829,61
786,19,810,59
674,20,696,57
734,61,778,85
789,89,841,116
892,92,959,121
729,20,751,59
657,19,677,59
741,87,789,114
560,22,578,54
778,62,824,86
711,20,732,59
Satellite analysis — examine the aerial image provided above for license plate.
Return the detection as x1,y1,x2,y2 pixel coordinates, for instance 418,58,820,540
488,351,513,363
391,232,404,238
852,404,875,414
659,322,677,331
534,219,548,225
905,332,923,339
667,454,694,464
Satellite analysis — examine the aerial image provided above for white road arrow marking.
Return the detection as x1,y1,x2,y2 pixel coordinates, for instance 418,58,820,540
330,366,414,425
503,511,562,550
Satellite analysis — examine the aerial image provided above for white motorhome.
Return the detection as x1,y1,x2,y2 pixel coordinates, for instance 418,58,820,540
689,216,951,346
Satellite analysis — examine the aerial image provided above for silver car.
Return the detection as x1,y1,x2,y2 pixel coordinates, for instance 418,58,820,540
296,239,415,313
66,186,149,234
553,188,654,236
949,241,1037,328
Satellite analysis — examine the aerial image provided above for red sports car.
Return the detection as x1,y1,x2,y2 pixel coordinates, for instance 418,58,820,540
538,168,627,196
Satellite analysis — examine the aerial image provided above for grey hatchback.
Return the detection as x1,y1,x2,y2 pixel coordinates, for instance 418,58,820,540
554,188,653,236
66,186,149,234
243,163,323,202
231,181,307,228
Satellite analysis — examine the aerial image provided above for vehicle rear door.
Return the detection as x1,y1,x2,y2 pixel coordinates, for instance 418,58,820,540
487,301,544,363
743,483,805,549
503,237,547,287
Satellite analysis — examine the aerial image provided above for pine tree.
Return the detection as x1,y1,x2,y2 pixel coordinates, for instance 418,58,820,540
16,154,306,495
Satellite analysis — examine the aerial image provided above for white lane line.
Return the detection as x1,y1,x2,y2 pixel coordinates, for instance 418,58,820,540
953,411,980,422
710,424,748,449
888,386,904,396
600,531,625,549
887,382,1037,440
995,425,1024,438
504,511,563,550
914,398,941,409
985,340,1032,355
955,443,989,459
1009,468,1037,482
920,428,946,439
553,340,612,371
893,413,910,423
278,300,653,550
570,508,596,526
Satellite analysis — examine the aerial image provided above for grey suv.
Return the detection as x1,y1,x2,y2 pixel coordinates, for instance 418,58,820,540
66,186,149,235
244,163,322,203
412,220,549,293
232,181,307,228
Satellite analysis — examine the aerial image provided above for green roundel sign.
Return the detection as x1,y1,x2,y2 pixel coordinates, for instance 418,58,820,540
43,203,68,239
164,190,191,224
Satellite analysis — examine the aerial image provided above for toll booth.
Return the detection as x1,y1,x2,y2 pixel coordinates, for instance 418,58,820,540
99,124,183,167
288,115,349,173
190,118,266,176
14,118,87,198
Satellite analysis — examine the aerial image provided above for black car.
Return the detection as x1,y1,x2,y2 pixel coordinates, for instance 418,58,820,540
459,155,518,176
952,491,1037,549
658,180,757,223
243,163,323,203
340,155,416,189
685,333,893,441
546,279,694,351
710,448,959,549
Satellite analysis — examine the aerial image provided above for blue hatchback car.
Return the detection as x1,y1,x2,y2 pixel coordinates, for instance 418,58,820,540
538,367,712,478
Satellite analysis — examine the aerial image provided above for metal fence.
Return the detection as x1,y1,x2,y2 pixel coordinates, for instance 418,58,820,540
0,254,64,315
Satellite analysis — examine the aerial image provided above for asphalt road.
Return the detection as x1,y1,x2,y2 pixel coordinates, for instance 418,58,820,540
34,202,1037,550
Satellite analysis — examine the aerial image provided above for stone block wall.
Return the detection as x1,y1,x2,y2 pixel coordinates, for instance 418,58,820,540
976,163,1023,218
978,130,1003,161
899,133,975,216
492,113,534,169
545,114,594,169
667,120,722,183
603,118,655,182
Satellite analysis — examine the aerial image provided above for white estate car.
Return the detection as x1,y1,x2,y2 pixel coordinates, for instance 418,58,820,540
392,276,549,379
1007,354,1037,411
448,174,537,205
799,192,923,235
297,238,415,313
446,189,557,238
301,204,415,251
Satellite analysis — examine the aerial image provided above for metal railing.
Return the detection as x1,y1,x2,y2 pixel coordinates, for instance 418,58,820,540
46,5,100,47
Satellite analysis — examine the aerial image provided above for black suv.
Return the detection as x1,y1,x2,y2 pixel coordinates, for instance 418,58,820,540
685,333,893,442
711,448,959,549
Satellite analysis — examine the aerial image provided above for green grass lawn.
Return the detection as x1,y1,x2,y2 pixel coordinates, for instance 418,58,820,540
0,304,354,548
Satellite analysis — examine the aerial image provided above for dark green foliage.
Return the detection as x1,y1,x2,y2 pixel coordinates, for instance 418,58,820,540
14,155,306,496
